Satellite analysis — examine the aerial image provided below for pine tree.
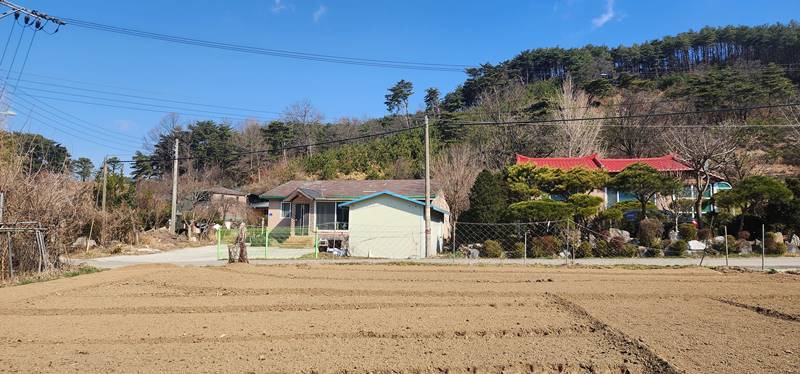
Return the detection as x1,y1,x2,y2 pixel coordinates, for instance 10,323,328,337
462,170,508,223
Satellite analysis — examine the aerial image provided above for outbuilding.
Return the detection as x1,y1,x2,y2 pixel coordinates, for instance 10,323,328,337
339,191,448,259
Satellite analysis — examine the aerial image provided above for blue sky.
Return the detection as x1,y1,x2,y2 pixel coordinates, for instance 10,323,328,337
2,0,800,166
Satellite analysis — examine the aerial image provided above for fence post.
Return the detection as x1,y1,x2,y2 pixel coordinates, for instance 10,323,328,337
724,226,729,267
264,227,268,259
314,230,319,259
523,229,527,264
762,224,765,271
216,229,221,260
7,232,12,278
452,221,457,263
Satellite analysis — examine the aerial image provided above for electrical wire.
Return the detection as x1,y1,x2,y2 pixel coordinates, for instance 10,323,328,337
0,13,16,67
61,17,469,72
116,102,800,165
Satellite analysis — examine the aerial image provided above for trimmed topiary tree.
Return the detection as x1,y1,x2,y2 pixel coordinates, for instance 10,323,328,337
638,218,664,247
678,223,697,241
667,240,688,257
508,242,526,258
481,240,503,258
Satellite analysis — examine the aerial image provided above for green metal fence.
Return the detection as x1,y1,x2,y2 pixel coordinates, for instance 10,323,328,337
215,226,319,260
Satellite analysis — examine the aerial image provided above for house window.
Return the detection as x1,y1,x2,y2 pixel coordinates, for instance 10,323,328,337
605,188,618,208
280,202,291,218
316,202,350,230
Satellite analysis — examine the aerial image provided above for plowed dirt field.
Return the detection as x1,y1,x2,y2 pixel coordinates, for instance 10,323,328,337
1,264,798,373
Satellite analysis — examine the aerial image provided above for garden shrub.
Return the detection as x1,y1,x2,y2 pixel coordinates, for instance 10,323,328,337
666,240,688,257
638,218,663,247
765,232,787,255
508,242,526,258
643,247,663,257
595,240,609,257
608,237,626,256
575,241,593,258
678,223,697,241
712,235,738,253
738,230,750,240
622,244,639,257
532,235,561,257
481,240,503,258
697,228,713,241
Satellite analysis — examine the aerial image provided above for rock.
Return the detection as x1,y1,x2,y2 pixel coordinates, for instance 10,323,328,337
189,237,198,242
773,232,784,244
713,236,726,244
468,248,480,259
668,230,678,241
739,240,752,254
71,237,96,249
609,228,631,242
788,244,799,254
688,240,706,251
135,248,161,254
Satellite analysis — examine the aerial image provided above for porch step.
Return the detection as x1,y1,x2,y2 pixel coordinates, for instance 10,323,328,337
273,235,315,249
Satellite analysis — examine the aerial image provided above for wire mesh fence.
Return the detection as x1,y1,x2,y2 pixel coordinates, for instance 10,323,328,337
451,221,576,259
215,226,317,260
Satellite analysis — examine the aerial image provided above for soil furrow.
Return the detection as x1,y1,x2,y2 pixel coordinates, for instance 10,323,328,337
714,298,800,322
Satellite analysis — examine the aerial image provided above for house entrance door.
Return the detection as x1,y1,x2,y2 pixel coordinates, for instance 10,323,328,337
294,203,309,236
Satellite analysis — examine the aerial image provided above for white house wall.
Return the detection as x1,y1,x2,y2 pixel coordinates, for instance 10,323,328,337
348,194,428,259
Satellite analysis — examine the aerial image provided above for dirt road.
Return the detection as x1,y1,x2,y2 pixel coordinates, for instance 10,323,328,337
1,264,798,373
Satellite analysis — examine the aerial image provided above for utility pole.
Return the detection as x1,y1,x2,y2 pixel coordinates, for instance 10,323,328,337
0,191,4,223
169,138,179,234
101,158,108,213
424,115,432,257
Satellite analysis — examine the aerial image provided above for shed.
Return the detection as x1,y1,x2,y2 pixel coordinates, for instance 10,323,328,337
339,191,448,259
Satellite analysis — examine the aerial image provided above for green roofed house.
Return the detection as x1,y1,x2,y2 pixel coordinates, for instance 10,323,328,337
258,180,449,258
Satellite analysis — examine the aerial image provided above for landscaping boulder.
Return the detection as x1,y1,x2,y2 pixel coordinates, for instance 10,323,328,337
71,237,96,249
791,234,800,246
608,228,631,242
713,236,726,244
668,230,678,241
688,240,706,251
739,240,752,254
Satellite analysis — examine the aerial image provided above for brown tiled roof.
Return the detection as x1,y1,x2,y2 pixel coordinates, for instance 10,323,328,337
260,180,438,199
203,187,247,196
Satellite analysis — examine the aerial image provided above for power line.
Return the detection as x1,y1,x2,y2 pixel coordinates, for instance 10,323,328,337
11,76,282,115
12,84,279,120
116,102,800,165
8,91,141,145
61,17,470,72
447,102,800,127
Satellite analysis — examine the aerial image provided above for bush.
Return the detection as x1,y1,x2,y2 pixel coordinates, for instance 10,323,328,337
532,235,561,257
738,230,751,240
508,242,526,258
481,240,503,258
608,237,627,256
638,218,663,247
622,244,639,257
666,240,688,257
678,223,697,241
712,235,738,253
643,247,663,257
765,232,787,255
508,200,574,222
595,239,609,257
697,228,713,241
575,241,593,258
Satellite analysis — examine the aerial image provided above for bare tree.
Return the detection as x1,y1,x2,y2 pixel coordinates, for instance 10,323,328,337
282,99,323,157
668,121,738,225
602,90,668,158
431,143,485,223
471,80,545,169
144,113,181,152
235,119,267,181
552,75,603,157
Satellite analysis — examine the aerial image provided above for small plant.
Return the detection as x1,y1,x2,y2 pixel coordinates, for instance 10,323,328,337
575,241,593,258
712,235,738,253
507,242,526,259
666,240,688,257
481,240,503,258
678,223,697,241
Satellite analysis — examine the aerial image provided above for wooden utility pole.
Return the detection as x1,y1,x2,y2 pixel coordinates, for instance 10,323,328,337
169,139,179,234
101,158,108,213
424,115,433,257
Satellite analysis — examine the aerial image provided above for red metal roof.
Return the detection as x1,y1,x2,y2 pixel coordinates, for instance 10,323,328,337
596,155,692,172
515,154,691,173
515,154,601,170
